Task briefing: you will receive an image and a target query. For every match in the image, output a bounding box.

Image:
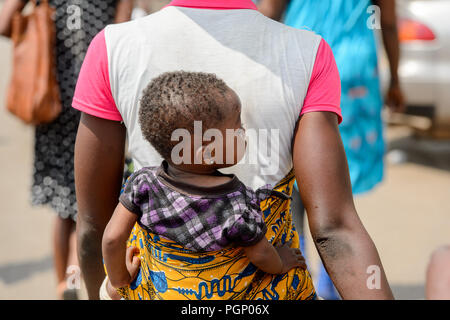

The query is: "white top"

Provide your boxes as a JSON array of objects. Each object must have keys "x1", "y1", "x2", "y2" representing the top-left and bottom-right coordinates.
[{"x1": 73, "y1": 6, "x2": 342, "y2": 190}]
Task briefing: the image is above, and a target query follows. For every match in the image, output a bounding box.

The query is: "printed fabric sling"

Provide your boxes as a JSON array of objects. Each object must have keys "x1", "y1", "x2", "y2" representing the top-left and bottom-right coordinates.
[{"x1": 113, "y1": 171, "x2": 317, "y2": 300}]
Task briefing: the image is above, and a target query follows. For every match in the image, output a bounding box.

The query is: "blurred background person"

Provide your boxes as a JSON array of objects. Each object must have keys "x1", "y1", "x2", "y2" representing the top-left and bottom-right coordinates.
[
  {"x1": 0, "y1": 0, "x2": 133, "y2": 299},
  {"x1": 131, "y1": 0, "x2": 169, "y2": 17},
  {"x1": 132, "y1": 0, "x2": 150, "y2": 19},
  {"x1": 259, "y1": 0, "x2": 405, "y2": 299}
]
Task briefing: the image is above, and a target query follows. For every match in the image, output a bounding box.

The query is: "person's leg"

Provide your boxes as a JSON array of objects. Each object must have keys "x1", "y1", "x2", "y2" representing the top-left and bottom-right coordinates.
[
  {"x1": 63, "y1": 225, "x2": 81, "y2": 299},
  {"x1": 53, "y1": 216, "x2": 76, "y2": 299},
  {"x1": 67, "y1": 228, "x2": 78, "y2": 270},
  {"x1": 426, "y1": 246, "x2": 450, "y2": 300}
]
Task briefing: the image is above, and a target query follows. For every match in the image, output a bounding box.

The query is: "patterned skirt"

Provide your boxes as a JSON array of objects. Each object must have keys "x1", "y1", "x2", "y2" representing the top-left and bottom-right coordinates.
[
  {"x1": 115, "y1": 171, "x2": 317, "y2": 300},
  {"x1": 31, "y1": 0, "x2": 118, "y2": 220}
]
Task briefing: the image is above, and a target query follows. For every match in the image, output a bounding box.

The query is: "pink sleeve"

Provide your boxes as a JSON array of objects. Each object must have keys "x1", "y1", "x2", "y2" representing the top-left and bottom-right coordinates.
[
  {"x1": 301, "y1": 38, "x2": 342, "y2": 124},
  {"x1": 72, "y1": 29, "x2": 123, "y2": 121}
]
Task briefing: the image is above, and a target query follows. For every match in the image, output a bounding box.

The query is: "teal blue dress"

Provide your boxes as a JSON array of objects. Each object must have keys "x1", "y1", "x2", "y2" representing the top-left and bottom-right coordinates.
[{"x1": 285, "y1": 0, "x2": 384, "y2": 194}]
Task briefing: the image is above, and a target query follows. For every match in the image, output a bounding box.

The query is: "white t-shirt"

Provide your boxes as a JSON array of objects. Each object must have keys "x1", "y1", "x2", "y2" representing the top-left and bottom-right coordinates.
[{"x1": 72, "y1": 1, "x2": 342, "y2": 190}]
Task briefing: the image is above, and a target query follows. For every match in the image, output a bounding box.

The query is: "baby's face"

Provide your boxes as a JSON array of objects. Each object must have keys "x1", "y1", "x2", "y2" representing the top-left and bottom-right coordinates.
[
  {"x1": 200, "y1": 89, "x2": 247, "y2": 168},
  {"x1": 167, "y1": 88, "x2": 246, "y2": 172}
]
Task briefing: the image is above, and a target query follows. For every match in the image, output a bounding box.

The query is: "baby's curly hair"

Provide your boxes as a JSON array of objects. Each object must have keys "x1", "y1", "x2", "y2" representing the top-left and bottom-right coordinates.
[{"x1": 139, "y1": 71, "x2": 232, "y2": 160}]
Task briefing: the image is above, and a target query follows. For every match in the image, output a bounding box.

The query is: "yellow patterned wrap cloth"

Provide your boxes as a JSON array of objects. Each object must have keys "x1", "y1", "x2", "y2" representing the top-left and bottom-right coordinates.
[{"x1": 116, "y1": 170, "x2": 316, "y2": 300}]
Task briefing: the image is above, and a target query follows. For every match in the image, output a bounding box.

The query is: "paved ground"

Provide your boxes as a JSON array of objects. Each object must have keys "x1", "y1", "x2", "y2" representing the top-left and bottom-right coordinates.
[{"x1": 0, "y1": 12, "x2": 449, "y2": 299}]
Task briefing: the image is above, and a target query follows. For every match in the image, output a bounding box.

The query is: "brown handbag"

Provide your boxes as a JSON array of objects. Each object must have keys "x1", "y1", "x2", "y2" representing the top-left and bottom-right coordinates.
[{"x1": 6, "y1": 0, "x2": 61, "y2": 125}]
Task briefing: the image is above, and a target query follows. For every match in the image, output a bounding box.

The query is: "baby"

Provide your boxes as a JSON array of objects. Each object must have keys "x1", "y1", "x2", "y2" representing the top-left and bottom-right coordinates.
[{"x1": 102, "y1": 71, "x2": 305, "y2": 298}]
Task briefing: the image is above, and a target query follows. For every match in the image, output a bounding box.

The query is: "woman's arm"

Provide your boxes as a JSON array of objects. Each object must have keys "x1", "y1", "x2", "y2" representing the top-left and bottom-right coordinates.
[
  {"x1": 374, "y1": 0, "x2": 405, "y2": 112},
  {"x1": 75, "y1": 113, "x2": 126, "y2": 299},
  {"x1": 102, "y1": 202, "x2": 139, "y2": 288},
  {"x1": 243, "y1": 238, "x2": 305, "y2": 274},
  {"x1": 258, "y1": 0, "x2": 288, "y2": 21},
  {"x1": 293, "y1": 112, "x2": 394, "y2": 299},
  {"x1": 114, "y1": 0, "x2": 134, "y2": 23},
  {"x1": 0, "y1": 0, "x2": 26, "y2": 37}
]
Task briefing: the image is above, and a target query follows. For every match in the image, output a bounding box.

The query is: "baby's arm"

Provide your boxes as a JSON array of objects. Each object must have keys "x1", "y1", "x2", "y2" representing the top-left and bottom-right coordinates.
[
  {"x1": 102, "y1": 202, "x2": 139, "y2": 288},
  {"x1": 243, "y1": 238, "x2": 305, "y2": 274}
]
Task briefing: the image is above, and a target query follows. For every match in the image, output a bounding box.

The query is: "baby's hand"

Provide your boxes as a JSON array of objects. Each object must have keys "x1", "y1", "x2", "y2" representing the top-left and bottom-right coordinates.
[
  {"x1": 125, "y1": 246, "x2": 141, "y2": 282},
  {"x1": 275, "y1": 241, "x2": 306, "y2": 274}
]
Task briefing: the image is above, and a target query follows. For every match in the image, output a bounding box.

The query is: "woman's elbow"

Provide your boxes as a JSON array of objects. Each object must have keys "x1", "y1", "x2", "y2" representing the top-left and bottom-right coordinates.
[
  {"x1": 309, "y1": 206, "x2": 362, "y2": 239},
  {"x1": 310, "y1": 213, "x2": 347, "y2": 237}
]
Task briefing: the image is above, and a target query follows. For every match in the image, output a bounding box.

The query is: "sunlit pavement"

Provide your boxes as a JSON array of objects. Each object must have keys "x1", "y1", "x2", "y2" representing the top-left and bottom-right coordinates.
[{"x1": 1, "y1": 17, "x2": 449, "y2": 300}]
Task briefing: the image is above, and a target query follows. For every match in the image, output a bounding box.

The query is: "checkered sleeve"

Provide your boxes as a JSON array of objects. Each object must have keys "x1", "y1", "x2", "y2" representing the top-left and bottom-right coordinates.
[
  {"x1": 119, "y1": 169, "x2": 149, "y2": 216},
  {"x1": 224, "y1": 207, "x2": 267, "y2": 247}
]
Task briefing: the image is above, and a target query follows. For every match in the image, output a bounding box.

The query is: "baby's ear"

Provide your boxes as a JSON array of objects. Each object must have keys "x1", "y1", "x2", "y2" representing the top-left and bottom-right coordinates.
[
  {"x1": 203, "y1": 143, "x2": 216, "y2": 165},
  {"x1": 194, "y1": 145, "x2": 204, "y2": 165},
  {"x1": 194, "y1": 145, "x2": 211, "y2": 165},
  {"x1": 195, "y1": 143, "x2": 217, "y2": 165},
  {"x1": 200, "y1": 143, "x2": 217, "y2": 165}
]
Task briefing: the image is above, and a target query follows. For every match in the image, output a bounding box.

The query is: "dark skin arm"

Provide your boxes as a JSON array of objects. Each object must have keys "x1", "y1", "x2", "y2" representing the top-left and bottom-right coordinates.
[
  {"x1": 74, "y1": 0, "x2": 133, "y2": 299},
  {"x1": 374, "y1": 0, "x2": 405, "y2": 112},
  {"x1": 74, "y1": 113, "x2": 126, "y2": 299},
  {"x1": 293, "y1": 112, "x2": 393, "y2": 299},
  {"x1": 0, "y1": 0, "x2": 26, "y2": 37},
  {"x1": 102, "y1": 203, "x2": 140, "y2": 288}
]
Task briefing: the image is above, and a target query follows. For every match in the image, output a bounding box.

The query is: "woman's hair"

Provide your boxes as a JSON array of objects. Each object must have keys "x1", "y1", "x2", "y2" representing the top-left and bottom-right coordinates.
[{"x1": 139, "y1": 71, "x2": 231, "y2": 160}]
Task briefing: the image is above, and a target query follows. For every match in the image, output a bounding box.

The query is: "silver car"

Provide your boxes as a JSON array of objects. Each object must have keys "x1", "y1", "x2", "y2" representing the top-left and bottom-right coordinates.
[{"x1": 395, "y1": 0, "x2": 450, "y2": 129}]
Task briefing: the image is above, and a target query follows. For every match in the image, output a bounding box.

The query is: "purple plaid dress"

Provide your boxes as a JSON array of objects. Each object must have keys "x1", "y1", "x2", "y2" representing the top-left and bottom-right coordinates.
[{"x1": 119, "y1": 161, "x2": 284, "y2": 253}]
